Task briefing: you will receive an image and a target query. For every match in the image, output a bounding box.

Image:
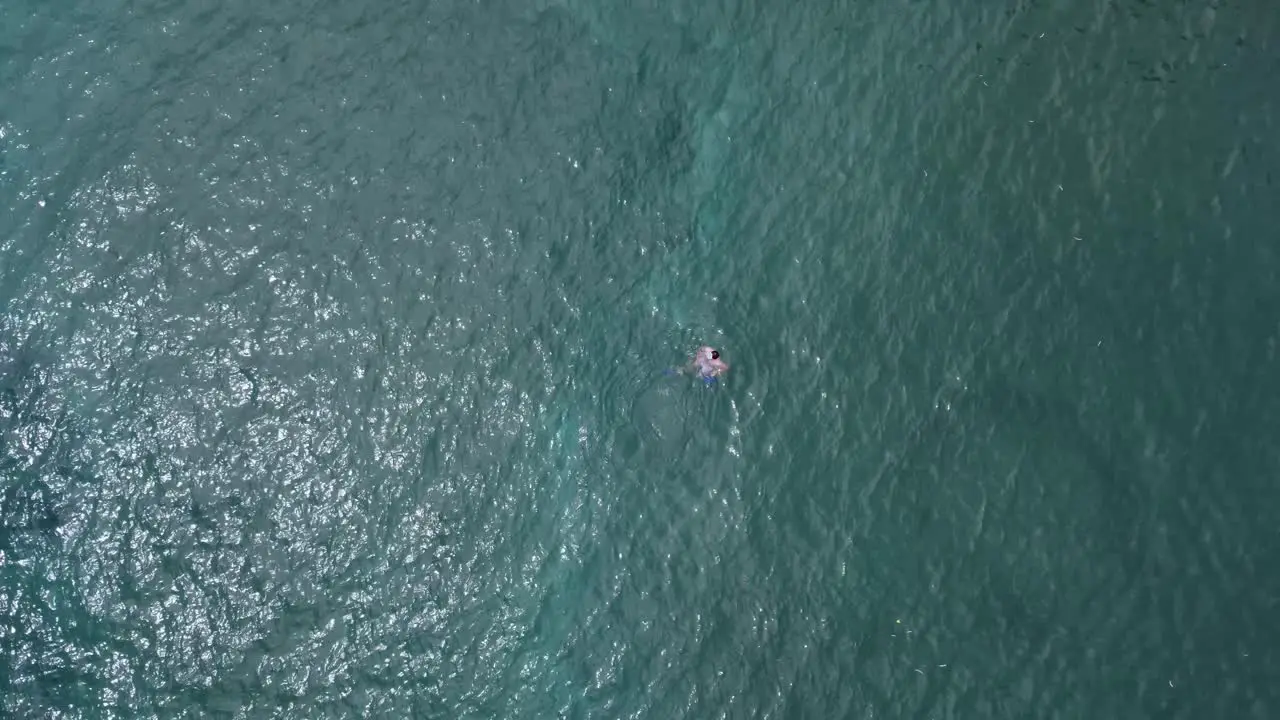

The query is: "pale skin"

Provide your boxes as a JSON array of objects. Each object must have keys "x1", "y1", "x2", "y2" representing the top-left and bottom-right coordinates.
[{"x1": 680, "y1": 345, "x2": 729, "y2": 378}]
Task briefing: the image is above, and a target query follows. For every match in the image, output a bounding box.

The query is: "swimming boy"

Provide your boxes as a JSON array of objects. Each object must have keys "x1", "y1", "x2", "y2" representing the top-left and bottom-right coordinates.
[
  {"x1": 687, "y1": 346, "x2": 729, "y2": 379},
  {"x1": 662, "y1": 346, "x2": 729, "y2": 383}
]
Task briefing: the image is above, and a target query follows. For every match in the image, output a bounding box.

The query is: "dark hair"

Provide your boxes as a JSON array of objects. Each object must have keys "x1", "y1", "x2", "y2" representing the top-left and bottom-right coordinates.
[{"x1": 711, "y1": 350, "x2": 720, "y2": 360}]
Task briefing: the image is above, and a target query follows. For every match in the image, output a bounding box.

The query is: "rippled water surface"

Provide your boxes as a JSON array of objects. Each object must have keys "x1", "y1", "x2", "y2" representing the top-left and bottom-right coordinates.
[{"x1": 2, "y1": 0, "x2": 1278, "y2": 717}]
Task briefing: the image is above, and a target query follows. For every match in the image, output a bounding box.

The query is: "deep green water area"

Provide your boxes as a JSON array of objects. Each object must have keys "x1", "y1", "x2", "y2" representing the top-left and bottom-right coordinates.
[{"x1": 2, "y1": 0, "x2": 1278, "y2": 717}]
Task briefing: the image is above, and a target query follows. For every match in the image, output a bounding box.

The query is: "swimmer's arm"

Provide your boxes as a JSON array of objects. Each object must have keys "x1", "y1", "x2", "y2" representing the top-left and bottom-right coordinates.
[{"x1": 667, "y1": 362, "x2": 692, "y2": 376}]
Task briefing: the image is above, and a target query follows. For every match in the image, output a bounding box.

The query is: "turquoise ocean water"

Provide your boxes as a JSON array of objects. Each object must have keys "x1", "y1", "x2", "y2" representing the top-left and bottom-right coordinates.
[{"x1": 3, "y1": 0, "x2": 1279, "y2": 717}]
